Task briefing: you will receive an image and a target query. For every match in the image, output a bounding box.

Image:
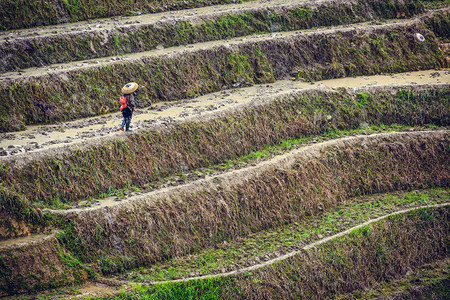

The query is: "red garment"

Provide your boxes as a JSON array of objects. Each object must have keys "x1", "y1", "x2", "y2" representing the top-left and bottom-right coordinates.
[{"x1": 119, "y1": 96, "x2": 127, "y2": 111}]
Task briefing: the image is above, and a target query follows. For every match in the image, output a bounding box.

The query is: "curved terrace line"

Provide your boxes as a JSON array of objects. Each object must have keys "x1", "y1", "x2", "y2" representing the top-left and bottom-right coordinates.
[
  {"x1": 0, "y1": 17, "x2": 419, "y2": 82},
  {"x1": 43, "y1": 130, "x2": 448, "y2": 215},
  {"x1": 0, "y1": 0, "x2": 336, "y2": 42},
  {"x1": 0, "y1": 0, "x2": 431, "y2": 74},
  {"x1": 95, "y1": 203, "x2": 450, "y2": 287},
  {"x1": 1, "y1": 77, "x2": 448, "y2": 166}
]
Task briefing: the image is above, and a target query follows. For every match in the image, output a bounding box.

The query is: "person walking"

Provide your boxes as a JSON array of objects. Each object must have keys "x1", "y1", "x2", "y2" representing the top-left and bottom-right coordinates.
[{"x1": 120, "y1": 82, "x2": 138, "y2": 131}]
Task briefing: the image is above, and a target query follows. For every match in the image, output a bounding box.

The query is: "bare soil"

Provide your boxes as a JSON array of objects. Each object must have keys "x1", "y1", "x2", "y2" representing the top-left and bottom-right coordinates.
[{"x1": 0, "y1": 232, "x2": 55, "y2": 249}]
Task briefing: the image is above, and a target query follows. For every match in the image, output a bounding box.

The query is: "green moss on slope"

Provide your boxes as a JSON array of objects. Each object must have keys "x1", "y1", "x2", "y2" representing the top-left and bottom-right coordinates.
[
  {"x1": 0, "y1": 22, "x2": 445, "y2": 132},
  {"x1": 0, "y1": 0, "x2": 426, "y2": 72},
  {"x1": 99, "y1": 206, "x2": 449, "y2": 299},
  {"x1": 0, "y1": 0, "x2": 250, "y2": 31}
]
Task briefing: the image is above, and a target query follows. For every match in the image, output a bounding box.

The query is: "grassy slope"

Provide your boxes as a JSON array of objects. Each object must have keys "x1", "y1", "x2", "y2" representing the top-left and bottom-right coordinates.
[
  {"x1": 1, "y1": 21, "x2": 445, "y2": 132},
  {"x1": 0, "y1": 238, "x2": 90, "y2": 296},
  {"x1": 0, "y1": 0, "x2": 425, "y2": 72},
  {"x1": 5, "y1": 189, "x2": 447, "y2": 298},
  {"x1": 0, "y1": 0, "x2": 250, "y2": 31},
  {"x1": 0, "y1": 87, "x2": 448, "y2": 226},
  {"x1": 422, "y1": 8, "x2": 450, "y2": 40},
  {"x1": 422, "y1": 0, "x2": 450, "y2": 10},
  {"x1": 55, "y1": 131, "x2": 448, "y2": 272},
  {"x1": 335, "y1": 258, "x2": 449, "y2": 299},
  {"x1": 98, "y1": 205, "x2": 449, "y2": 299},
  {"x1": 116, "y1": 189, "x2": 449, "y2": 282}
]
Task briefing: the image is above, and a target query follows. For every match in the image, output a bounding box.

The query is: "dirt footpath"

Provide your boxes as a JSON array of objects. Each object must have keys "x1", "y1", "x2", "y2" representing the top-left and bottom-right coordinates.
[
  {"x1": 0, "y1": 0, "x2": 315, "y2": 42},
  {"x1": 1, "y1": 69, "x2": 448, "y2": 159}
]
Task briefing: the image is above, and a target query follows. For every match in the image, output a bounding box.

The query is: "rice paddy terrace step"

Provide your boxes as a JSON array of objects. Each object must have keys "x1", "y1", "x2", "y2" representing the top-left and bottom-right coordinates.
[
  {"x1": 0, "y1": 0, "x2": 448, "y2": 297},
  {"x1": 44, "y1": 130, "x2": 449, "y2": 271},
  {"x1": 1, "y1": 131, "x2": 448, "y2": 296},
  {"x1": 122, "y1": 203, "x2": 450, "y2": 285},
  {"x1": 16, "y1": 198, "x2": 450, "y2": 298},
  {"x1": 107, "y1": 190, "x2": 449, "y2": 284},
  {"x1": 99, "y1": 204, "x2": 449, "y2": 299},
  {"x1": 0, "y1": 69, "x2": 450, "y2": 169},
  {"x1": 0, "y1": 0, "x2": 427, "y2": 72},
  {"x1": 0, "y1": 80, "x2": 447, "y2": 216},
  {"x1": 0, "y1": 17, "x2": 446, "y2": 132},
  {"x1": 0, "y1": 70, "x2": 448, "y2": 161},
  {"x1": 0, "y1": 77, "x2": 448, "y2": 241},
  {"x1": 0, "y1": 0, "x2": 252, "y2": 31},
  {"x1": 0, "y1": 232, "x2": 88, "y2": 297}
]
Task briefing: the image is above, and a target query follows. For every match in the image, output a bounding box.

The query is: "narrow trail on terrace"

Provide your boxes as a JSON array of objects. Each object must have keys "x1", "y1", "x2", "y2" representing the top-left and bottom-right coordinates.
[
  {"x1": 92, "y1": 203, "x2": 449, "y2": 289},
  {"x1": 0, "y1": 232, "x2": 56, "y2": 249},
  {"x1": 1, "y1": 69, "x2": 448, "y2": 161},
  {"x1": 42, "y1": 130, "x2": 448, "y2": 214},
  {"x1": 4, "y1": 0, "x2": 442, "y2": 73},
  {"x1": 0, "y1": 17, "x2": 419, "y2": 82},
  {"x1": 2, "y1": 1, "x2": 448, "y2": 44},
  {"x1": 0, "y1": 0, "x2": 306, "y2": 42}
]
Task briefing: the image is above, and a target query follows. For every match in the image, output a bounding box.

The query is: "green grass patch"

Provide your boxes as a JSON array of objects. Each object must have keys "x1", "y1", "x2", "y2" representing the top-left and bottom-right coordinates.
[
  {"x1": 92, "y1": 205, "x2": 449, "y2": 299},
  {"x1": 125, "y1": 277, "x2": 236, "y2": 300},
  {"x1": 112, "y1": 188, "x2": 449, "y2": 283}
]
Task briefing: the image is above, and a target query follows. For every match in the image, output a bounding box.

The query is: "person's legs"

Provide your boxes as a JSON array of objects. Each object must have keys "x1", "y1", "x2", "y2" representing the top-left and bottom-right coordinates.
[
  {"x1": 125, "y1": 116, "x2": 132, "y2": 131},
  {"x1": 120, "y1": 118, "x2": 126, "y2": 131}
]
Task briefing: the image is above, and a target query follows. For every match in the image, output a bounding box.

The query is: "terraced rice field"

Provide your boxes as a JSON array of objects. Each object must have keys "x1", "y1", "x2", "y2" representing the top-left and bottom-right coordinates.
[{"x1": 0, "y1": 0, "x2": 449, "y2": 298}]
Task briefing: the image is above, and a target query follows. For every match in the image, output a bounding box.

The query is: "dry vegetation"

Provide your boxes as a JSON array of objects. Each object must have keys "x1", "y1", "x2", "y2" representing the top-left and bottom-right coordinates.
[
  {"x1": 423, "y1": 8, "x2": 450, "y2": 40},
  {"x1": 1, "y1": 86, "x2": 448, "y2": 234},
  {"x1": 1, "y1": 20, "x2": 445, "y2": 132},
  {"x1": 57, "y1": 131, "x2": 449, "y2": 272},
  {"x1": 0, "y1": 0, "x2": 250, "y2": 31},
  {"x1": 234, "y1": 207, "x2": 449, "y2": 299},
  {"x1": 0, "y1": 0, "x2": 425, "y2": 72},
  {"x1": 100, "y1": 206, "x2": 449, "y2": 299},
  {"x1": 1, "y1": 0, "x2": 449, "y2": 297},
  {"x1": 114, "y1": 189, "x2": 449, "y2": 283}
]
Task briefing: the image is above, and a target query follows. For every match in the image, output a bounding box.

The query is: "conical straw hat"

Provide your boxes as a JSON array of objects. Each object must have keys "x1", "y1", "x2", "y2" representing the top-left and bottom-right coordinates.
[{"x1": 122, "y1": 82, "x2": 139, "y2": 94}]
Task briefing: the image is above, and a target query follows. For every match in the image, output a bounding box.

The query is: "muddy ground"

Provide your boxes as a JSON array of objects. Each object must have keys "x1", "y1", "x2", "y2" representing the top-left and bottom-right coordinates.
[{"x1": 1, "y1": 69, "x2": 448, "y2": 159}]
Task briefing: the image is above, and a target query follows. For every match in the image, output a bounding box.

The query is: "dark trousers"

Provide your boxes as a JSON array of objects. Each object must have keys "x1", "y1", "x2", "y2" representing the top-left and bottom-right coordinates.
[
  {"x1": 121, "y1": 116, "x2": 132, "y2": 130},
  {"x1": 121, "y1": 107, "x2": 133, "y2": 130}
]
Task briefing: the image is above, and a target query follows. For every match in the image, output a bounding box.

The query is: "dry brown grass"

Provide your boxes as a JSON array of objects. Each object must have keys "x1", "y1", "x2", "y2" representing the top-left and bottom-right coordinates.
[
  {"x1": 229, "y1": 206, "x2": 449, "y2": 299},
  {"x1": 57, "y1": 131, "x2": 449, "y2": 272},
  {"x1": 101, "y1": 206, "x2": 449, "y2": 299},
  {"x1": 3, "y1": 87, "x2": 448, "y2": 203},
  {"x1": 0, "y1": 86, "x2": 448, "y2": 238},
  {"x1": 0, "y1": 0, "x2": 248, "y2": 31},
  {"x1": 1, "y1": 20, "x2": 445, "y2": 131},
  {"x1": 0, "y1": 0, "x2": 426, "y2": 72}
]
